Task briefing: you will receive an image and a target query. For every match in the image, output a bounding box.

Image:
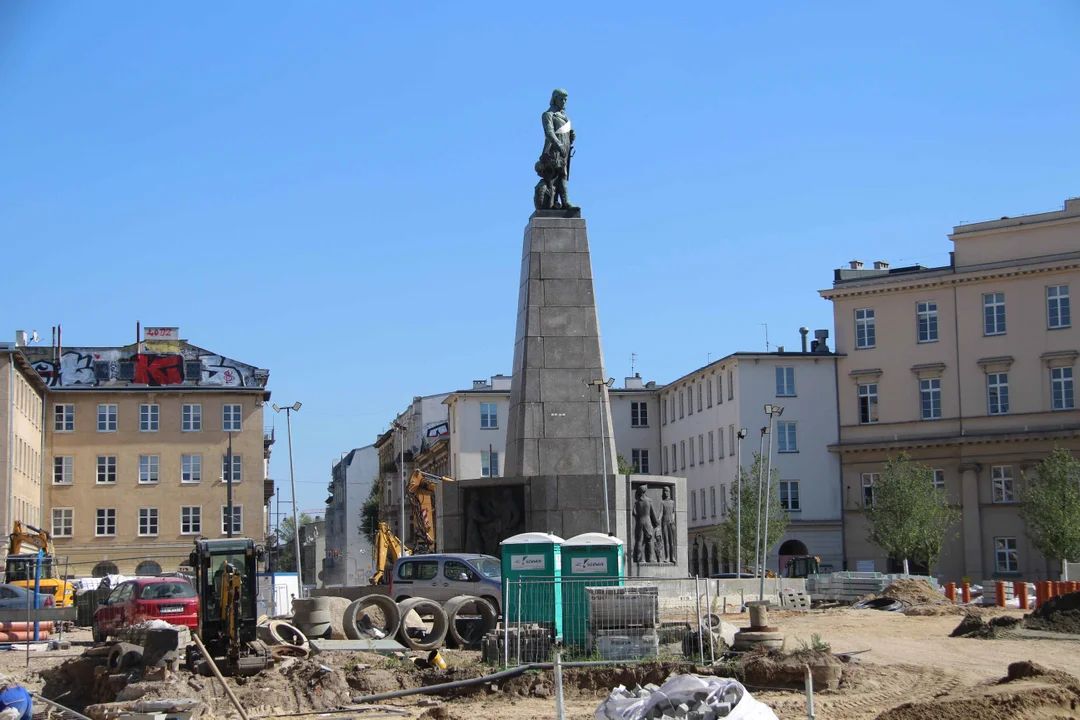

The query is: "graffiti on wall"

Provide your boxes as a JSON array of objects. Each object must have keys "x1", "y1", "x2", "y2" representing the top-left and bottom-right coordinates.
[{"x1": 24, "y1": 343, "x2": 265, "y2": 388}]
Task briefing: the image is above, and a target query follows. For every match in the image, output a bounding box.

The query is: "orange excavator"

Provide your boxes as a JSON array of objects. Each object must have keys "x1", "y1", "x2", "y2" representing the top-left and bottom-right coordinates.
[
  {"x1": 370, "y1": 470, "x2": 456, "y2": 584},
  {"x1": 5, "y1": 522, "x2": 75, "y2": 607}
]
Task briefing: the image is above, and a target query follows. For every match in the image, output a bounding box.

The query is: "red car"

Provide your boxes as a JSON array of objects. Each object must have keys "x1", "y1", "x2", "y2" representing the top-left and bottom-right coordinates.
[{"x1": 92, "y1": 577, "x2": 199, "y2": 642}]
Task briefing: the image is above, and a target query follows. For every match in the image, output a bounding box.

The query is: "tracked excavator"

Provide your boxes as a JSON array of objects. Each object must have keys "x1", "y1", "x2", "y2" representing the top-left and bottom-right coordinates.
[
  {"x1": 370, "y1": 470, "x2": 455, "y2": 584},
  {"x1": 5, "y1": 522, "x2": 74, "y2": 607}
]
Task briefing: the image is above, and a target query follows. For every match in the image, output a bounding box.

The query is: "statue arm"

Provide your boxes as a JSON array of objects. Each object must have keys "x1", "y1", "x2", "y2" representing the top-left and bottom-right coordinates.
[{"x1": 542, "y1": 111, "x2": 564, "y2": 151}]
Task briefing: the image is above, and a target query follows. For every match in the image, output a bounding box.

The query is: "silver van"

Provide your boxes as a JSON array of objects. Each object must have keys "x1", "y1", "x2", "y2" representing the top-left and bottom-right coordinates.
[{"x1": 389, "y1": 553, "x2": 502, "y2": 614}]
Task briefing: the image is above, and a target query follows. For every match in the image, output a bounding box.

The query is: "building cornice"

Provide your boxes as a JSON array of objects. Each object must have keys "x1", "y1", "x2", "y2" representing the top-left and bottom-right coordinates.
[{"x1": 828, "y1": 425, "x2": 1080, "y2": 454}]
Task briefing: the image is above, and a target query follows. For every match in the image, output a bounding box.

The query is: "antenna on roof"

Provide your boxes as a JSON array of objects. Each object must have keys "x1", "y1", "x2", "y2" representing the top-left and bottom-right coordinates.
[
  {"x1": 761, "y1": 323, "x2": 770, "y2": 352},
  {"x1": 630, "y1": 352, "x2": 637, "y2": 376}
]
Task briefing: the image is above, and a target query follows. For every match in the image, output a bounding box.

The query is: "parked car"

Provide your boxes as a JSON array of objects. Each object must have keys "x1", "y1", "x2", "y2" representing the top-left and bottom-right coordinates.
[
  {"x1": 92, "y1": 577, "x2": 198, "y2": 642},
  {"x1": 389, "y1": 554, "x2": 502, "y2": 614},
  {"x1": 0, "y1": 583, "x2": 55, "y2": 609}
]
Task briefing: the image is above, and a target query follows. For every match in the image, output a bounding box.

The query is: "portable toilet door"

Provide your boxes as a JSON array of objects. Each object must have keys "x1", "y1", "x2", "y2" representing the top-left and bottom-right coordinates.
[
  {"x1": 500, "y1": 532, "x2": 564, "y2": 642},
  {"x1": 561, "y1": 532, "x2": 625, "y2": 648}
]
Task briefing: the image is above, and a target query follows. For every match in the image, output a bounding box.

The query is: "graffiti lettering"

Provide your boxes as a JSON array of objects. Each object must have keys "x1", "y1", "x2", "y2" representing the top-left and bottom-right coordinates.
[{"x1": 134, "y1": 354, "x2": 185, "y2": 386}]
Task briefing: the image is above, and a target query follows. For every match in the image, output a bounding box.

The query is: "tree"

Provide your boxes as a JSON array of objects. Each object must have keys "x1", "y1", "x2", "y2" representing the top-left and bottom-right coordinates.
[
  {"x1": 864, "y1": 455, "x2": 959, "y2": 574},
  {"x1": 275, "y1": 512, "x2": 314, "y2": 572},
  {"x1": 1020, "y1": 448, "x2": 1080, "y2": 572},
  {"x1": 616, "y1": 454, "x2": 634, "y2": 474},
  {"x1": 715, "y1": 452, "x2": 789, "y2": 571},
  {"x1": 360, "y1": 476, "x2": 382, "y2": 545}
]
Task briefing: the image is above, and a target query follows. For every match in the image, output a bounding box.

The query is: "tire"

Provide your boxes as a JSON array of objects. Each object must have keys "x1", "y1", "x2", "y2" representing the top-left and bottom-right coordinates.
[
  {"x1": 443, "y1": 595, "x2": 497, "y2": 650},
  {"x1": 344, "y1": 595, "x2": 401, "y2": 641},
  {"x1": 396, "y1": 597, "x2": 448, "y2": 651},
  {"x1": 852, "y1": 597, "x2": 904, "y2": 612},
  {"x1": 92, "y1": 621, "x2": 106, "y2": 644}
]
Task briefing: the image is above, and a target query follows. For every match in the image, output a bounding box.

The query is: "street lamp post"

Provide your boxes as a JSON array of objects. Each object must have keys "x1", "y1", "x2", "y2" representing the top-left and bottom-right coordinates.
[
  {"x1": 225, "y1": 431, "x2": 234, "y2": 538},
  {"x1": 736, "y1": 428, "x2": 747, "y2": 579},
  {"x1": 753, "y1": 425, "x2": 768, "y2": 580},
  {"x1": 392, "y1": 421, "x2": 407, "y2": 552},
  {"x1": 759, "y1": 404, "x2": 784, "y2": 603},
  {"x1": 273, "y1": 402, "x2": 303, "y2": 597},
  {"x1": 584, "y1": 378, "x2": 615, "y2": 535}
]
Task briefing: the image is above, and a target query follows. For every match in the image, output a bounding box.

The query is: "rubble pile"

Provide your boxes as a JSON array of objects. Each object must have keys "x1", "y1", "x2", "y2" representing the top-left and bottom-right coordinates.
[{"x1": 595, "y1": 674, "x2": 778, "y2": 720}]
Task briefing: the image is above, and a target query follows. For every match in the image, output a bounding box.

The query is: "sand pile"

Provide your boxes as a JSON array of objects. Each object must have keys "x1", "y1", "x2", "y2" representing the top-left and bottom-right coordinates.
[
  {"x1": 949, "y1": 613, "x2": 1021, "y2": 639},
  {"x1": 1024, "y1": 591, "x2": 1080, "y2": 634},
  {"x1": 881, "y1": 579, "x2": 947, "y2": 604}
]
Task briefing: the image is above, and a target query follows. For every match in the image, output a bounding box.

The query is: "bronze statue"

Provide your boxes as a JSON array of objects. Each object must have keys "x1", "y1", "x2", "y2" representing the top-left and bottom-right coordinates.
[
  {"x1": 534, "y1": 88, "x2": 577, "y2": 211},
  {"x1": 660, "y1": 487, "x2": 677, "y2": 563},
  {"x1": 632, "y1": 486, "x2": 660, "y2": 563}
]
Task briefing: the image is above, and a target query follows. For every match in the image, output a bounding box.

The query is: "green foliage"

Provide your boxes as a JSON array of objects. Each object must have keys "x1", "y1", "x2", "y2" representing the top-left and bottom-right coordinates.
[
  {"x1": 715, "y1": 452, "x2": 789, "y2": 568},
  {"x1": 864, "y1": 455, "x2": 960, "y2": 571},
  {"x1": 275, "y1": 512, "x2": 314, "y2": 572},
  {"x1": 1020, "y1": 448, "x2": 1080, "y2": 564},
  {"x1": 616, "y1": 453, "x2": 634, "y2": 474},
  {"x1": 360, "y1": 476, "x2": 382, "y2": 546}
]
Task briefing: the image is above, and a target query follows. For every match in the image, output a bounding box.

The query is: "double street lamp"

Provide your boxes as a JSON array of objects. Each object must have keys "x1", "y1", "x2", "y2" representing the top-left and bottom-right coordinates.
[
  {"x1": 272, "y1": 402, "x2": 302, "y2": 596},
  {"x1": 757, "y1": 404, "x2": 784, "y2": 602},
  {"x1": 584, "y1": 378, "x2": 615, "y2": 535}
]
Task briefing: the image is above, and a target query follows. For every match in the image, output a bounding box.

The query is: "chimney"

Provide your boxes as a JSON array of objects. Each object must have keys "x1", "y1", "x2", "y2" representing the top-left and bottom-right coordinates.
[
  {"x1": 776, "y1": 345, "x2": 785, "y2": 353},
  {"x1": 645, "y1": 381, "x2": 656, "y2": 389},
  {"x1": 490, "y1": 374, "x2": 511, "y2": 391},
  {"x1": 472, "y1": 380, "x2": 489, "y2": 390},
  {"x1": 624, "y1": 373, "x2": 644, "y2": 390},
  {"x1": 813, "y1": 329, "x2": 830, "y2": 353},
  {"x1": 799, "y1": 327, "x2": 809, "y2": 352},
  {"x1": 14, "y1": 331, "x2": 27, "y2": 348},
  {"x1": 873, "y1": 260, "x2": 890, "y2": 270},
  {"x1": 849, "y1": 260, "x2": 864, "y2": 270}
]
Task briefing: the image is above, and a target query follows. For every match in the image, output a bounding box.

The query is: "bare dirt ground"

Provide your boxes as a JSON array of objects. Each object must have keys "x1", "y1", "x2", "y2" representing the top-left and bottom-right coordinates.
[{"x1": 20, "y1": 611, "x2": 1080, "y2": 720}]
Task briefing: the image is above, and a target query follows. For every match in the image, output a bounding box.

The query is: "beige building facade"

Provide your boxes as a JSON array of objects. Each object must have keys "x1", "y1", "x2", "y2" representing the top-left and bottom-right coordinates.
[
  {"x1": 0, "y1": 343, "x2": 48, "y2": 538},
  {"x1": 822, "y1": 197, "x2": 1080, "y2": 583},
  {"x1": 23, "y1": 336, "x2": 272, "y2": 577}
]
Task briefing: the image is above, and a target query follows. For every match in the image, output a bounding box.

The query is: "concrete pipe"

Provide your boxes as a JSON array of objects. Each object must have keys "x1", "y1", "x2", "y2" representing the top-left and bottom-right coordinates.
[
  {"x1": 344, "y1": 596, "x2": 401, "y2": 641},
  {"x1": 442, "y1": 595, "x2": 497, "y2": 650},
  {"x1": 107, "y1": 642, "x2": 144, "y2": 671},
  {"x1": 292, "y1": 597, "x2": 332, "y2": 640},
  {"x1": 396, "y1": 598, "x2": 448, "y2": 651},
  {"x1": 256, "y1": 620, "x2": 308, "y2": 648}
]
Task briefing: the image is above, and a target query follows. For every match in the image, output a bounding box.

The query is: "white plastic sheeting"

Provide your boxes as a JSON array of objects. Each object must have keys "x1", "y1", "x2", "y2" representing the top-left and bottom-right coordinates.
[{"x1": 595, "y1": 674, "x2": 778, "y2": 720}]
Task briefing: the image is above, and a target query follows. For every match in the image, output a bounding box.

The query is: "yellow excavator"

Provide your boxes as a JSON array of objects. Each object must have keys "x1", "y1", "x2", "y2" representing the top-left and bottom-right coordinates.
[
  {"x1": 5, "y1": 522, "x2": 74, "y2": 608},
  {"x1": 370, "y1": 470, "x2": 455, "y2": 584}
]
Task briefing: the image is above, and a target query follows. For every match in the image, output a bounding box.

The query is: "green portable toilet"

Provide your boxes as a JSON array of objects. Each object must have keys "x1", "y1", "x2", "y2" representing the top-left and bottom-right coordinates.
[
  {"x1": 561, "y1": 532, "x2": 625, "y2": 648},
  {"x1": 500, "y1": 532, "x2": 564, "y2": 641}
]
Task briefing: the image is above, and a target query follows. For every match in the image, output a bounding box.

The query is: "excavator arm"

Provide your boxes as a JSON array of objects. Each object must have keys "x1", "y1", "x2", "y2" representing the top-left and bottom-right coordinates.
[
  {"x1": 404, "y1": 470, "x2": 455, "y2": 555},
  {"x1": 8, "y1": 521, "x2": 53, "y2": 556},
  {"x1": 370, "y1": 522, "x2": 404, "y2": 585}
]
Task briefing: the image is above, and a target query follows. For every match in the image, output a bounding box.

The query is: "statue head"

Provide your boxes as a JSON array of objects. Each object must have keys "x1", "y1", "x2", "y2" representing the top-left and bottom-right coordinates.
[
  {"x1": 662, "y1": 487, "x2": 670, "y2": 499},
  {"x1": 549, "y1": 88, "x2": 568, "y2": 111},
  {"x1": 636, "y1": 486, "x2": 646, "y2": 499}
]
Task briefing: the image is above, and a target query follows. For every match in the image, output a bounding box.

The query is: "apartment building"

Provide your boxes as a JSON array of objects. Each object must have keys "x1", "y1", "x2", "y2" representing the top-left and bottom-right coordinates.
[
  {"x1": 23, "y1": 332, "x2": 273, "y2": 577},
  {"x1": 0, "y1": 339, "x2": 48, "y2": 539},
  {"x1": 821, "y1": 197, "x2": 1080, "y2": 582},
  {"x1": 325, "y1": 445, "x2": 377, "y2": 585},
  {"x1": 657, "y1": 345, "x2": 842, "y2": 577}
]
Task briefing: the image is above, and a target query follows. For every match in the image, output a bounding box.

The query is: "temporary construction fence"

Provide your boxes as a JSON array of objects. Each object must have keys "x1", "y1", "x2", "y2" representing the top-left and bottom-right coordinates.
[{"x1": 482, "y1": 577, "x2": 735, "y2": 668}]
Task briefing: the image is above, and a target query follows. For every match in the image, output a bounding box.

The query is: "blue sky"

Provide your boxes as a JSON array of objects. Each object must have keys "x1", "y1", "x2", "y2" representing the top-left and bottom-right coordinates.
[{"x1": 2, "y1": 2, "x2": 1078, "y2": 515}]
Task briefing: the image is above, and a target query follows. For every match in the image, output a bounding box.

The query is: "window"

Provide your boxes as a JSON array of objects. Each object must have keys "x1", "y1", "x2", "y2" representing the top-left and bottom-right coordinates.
[
  {"x1": 1052, "y1": 367, "x2": 1074, "y2": 410},
  {"x1": 398, "y1": 560, "x2": 438, "y2": 580},
  {"x1": 680, "y1": 441, "x2": 686, "y2": 470},
  {"x1": 631, "y1": 449, "x2": 650, "y2": 474},
  {"x1": 992, "y1": 465, "x2": 1015, "y2": 503},
  {"x1": 480, "y1": 403, "x2": 498, "y2": 429},
  {"x1": 983, "y1": 292, "x2": 1006, "y2": 335},
  {"x1": 718, "y1": 375, "x2": 723, "y2": 404},
  {"x1": 138, "y1": 455, "x2": 159, "y2": 484},
  {"x1": 777, "y1": 422, "x2": 798, "y2": 452},
  {"x1": 861, "y1": 473, "x2": 879, "y2": 507},
  {"x1": 689, "y1": 436, "x2": 695, "y2": 466},
  {"x1": 690, "y1": 491, "x2": 697, "y2": 520},
  {"x1": 721, "y1": 484, "x2": 728, "y2": 515},
  {"x1": 1048, "y1": 285, "x2": 1071, "y2": 329},
  {"x1": 671, "y1": 444, "x2": 677, "y2": 472},
  {"x1": 697, "y1": 383, "x2": 703, "y2": 412},
  {"x1": 917, "y1": 301, "x2": 938, "y2": 343},
  {"x1": 932, "y1": 469, "x2": 946, "y2": 490},
  {"x1": 631, "y1": 401, "x2": 648, "y2": 427},
  {"x1": 710, "y1": 486, "x2": 716, "y2": 517},
  {"x1": 662, "y1": 446, "x2": 669, "y2": 474},
  {"x1": 700, "y1": 489, "x2": 706, "y2": 520},
  {"x1": 182, "y1": 404, "x2": 202, "y2": 431},
  {"x1": 920, "y1": 378, "x2": 942, "y2": 420},
  {"x1": 728, "y1": 371, "x2": 734, "y2": 400},
  {"x1": 182, "y1": 454, "x2": 202, "y2": 483},
  {"x1": 855, "y1": 308, "x2": 876, "y2": 349},
  {"x1": 53, "y1": 456, "x2": 73, "y2": 485},
  {"x1": 669, "y1": 395, "x2": 675, "y2": 422},
  {"x1": 679, "y1": 392, "x2": 684, "y2": 418},
  {"x1": 708, "y1": 431, "x2": 715, "y2": 461},
  {"x1": 707, "y1": 379, "x2": 713, "y2": 408},
  {"x1": 718, "y1": 428, "x2": 724, "y2": 458},
  {"x1": 97, "y1": 404, "x2": 117, "y2": 432},
  {"x1": 775, "y1": 367, "x2": 795, "y2": 396},
  {"x1": 54, "y1": 404, "x2": 74, "y2": 432},
  {"x1": 222, "y1": 404, "x2": 242, "y2": 432},
  {"x1": 698, "y1": 434, "x2": 704, "y2": 462},
  {"x1": 221, "y1": 506, "x2": 243, "y2": 535},
  {"x1": 444, "y1": 560, "x2": 474, "y2": 582},
  {"x1": 51, "y1": 508, "x2": 73, "y2": 538},
  {"x1": 995, "y1": 537, "x2": 1018, "y2": 573},
  {"x1": 661, "y1": 399, "x2": 668, "y2": 425},
  {"x1": 221, "y1": 455, "x2": 242, "y2": 483},
  {"x1": 858, "y1": 383, "x2": 879, "y2": 424},
  {"x1": 780, "y1": 480, "x2": 801, "y2": 511},
  {"x1": 728, "y1": 425, "x2": 735, "y2": 456},
  {"x1": 139, "y1": 404, "x2": 159, "y2": 432},
  {"x1": 688, "y1": 387, "x2": 694, "y2": 416},
  {"x1": 96, "y1": 456, "x2": 117, "y2": 484},
  {"x1": 481, "y1": 451, "x2": 499, "y2": 477},
  {"x1": 181, "y1": 506, "x2": 202, "y2": 535},
  {"x1": 96, "y1": 508, "x2": 116, "y2": 537},
  {"x1": 138, "y1": 508, "x2": 159, "y2": 537},
  {"x1": 987, "y1": 373, "x2": 1009, "y2": 415}
]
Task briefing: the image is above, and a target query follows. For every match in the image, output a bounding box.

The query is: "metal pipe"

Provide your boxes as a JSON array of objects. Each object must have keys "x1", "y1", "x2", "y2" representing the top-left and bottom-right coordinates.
[
  {"x1": 695, "y1": 575, "x2": 704, "y2": 664},
  {"x1": 32, "y1": 692, "x2": 92, "y2": 720},
  {"x1": 804, "y1": 664, "x2": 815, "y2": 719},
  {"x1": 705, "y1": 578, "x2": 715, "y2": 664},
  {"x1": 753, "y1": 428, "x2": 766, "y2": 580},
  {"x1": 399, "y1": 423, "x2": 405, "y2": 552},
  {"x1": 598, "y1": 385, "x2": 611, "y2": 535},
  {"x1": 736, "y1": 429, "x2": 744, "y2": 579},
  {"x1": 192, "y1": 632, "x2": 252, "y2": 720},
  {"x1": 759, "y1": 413, "x2": 777, "y2": 603},
  {"x1": 554, "y1": 650, "x2": 566, "y2": 720},
  {"x1": 285, "y1": 409, "x2": 303, "y2": 597}
]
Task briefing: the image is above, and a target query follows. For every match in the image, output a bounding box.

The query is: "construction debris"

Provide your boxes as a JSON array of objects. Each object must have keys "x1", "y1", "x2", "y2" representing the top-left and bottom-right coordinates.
[{"x1": 594, "y1": 675, "x2": 778, "y2": 720}]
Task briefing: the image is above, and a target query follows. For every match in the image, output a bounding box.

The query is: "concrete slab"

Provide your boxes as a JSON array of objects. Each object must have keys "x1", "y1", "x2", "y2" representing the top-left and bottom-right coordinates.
[{"x1": 309, "y1": 638, "x2": 407, "y2": 654}]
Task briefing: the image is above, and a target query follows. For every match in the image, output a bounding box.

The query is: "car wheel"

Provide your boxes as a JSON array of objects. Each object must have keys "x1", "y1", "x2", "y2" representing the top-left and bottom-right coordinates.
[{"x1": 92, "y1": 621, "x2": 106, "y2": 644}]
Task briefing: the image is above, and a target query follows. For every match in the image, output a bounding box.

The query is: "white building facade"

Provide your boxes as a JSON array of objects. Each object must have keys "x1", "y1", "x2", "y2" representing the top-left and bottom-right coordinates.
[{"x1": 326, "y1": 444, "x2": 378, "y2": 585}]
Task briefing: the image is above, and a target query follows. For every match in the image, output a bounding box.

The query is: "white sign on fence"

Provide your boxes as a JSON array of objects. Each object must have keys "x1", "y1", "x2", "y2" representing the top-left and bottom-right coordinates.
[
  {"x1": 511, "y1": 554, "x2": 546, "y2": 571},
  {"x1": 571, "y1": 557, "x2": 608, "y2": 574}
]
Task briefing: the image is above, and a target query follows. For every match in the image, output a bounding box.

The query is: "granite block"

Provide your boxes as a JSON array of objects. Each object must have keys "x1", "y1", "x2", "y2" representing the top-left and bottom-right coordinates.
[
  {"x1": 524, "y1": 337, "x2": 544, "y2": 369},
  {"x1": 540, "y1": 368, "x2": 594, "y2": 402},
  {"x1": 543, "y1": 336, "x2": 587, "y2": 369},
  {"x1": 539, "y1": 437, "x2": 598, "y2": 475},
  {"x1": 557, "y1": 474, "x2": 607, "y2": 509},
  {"x1": 542, "y1": 400, "x2": 593, "y2": 438},
  {"x1": 521, "y1": 402, "x2": 545, "y2": 439},
  {"x1": 542, "y1": 278, "x2": 594, "y2": 307},
  {"x1": 540, "y1": 251, "x2": 583, "y2": 279},
  {"x1": 563, "y1": 509, "x2": 606, "y2": 538},
  {"x1": 539, "y1": 306, "x2": 587, "y2": 337},
  {"x1": 528, "y1": 476, "x2": 560, "y2": 510}
]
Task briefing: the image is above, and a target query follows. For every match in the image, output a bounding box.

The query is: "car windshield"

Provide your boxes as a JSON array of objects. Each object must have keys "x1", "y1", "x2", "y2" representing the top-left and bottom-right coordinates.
[
  {"x1": 139, "y1": 582, "x2": 195, "y2": 600},
  {"x1": 474, "y1": 558, "x2": 501, "y2": 578},
  {"x1": 4, "y1": 558, "x2": 58, "y2": 583}
]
